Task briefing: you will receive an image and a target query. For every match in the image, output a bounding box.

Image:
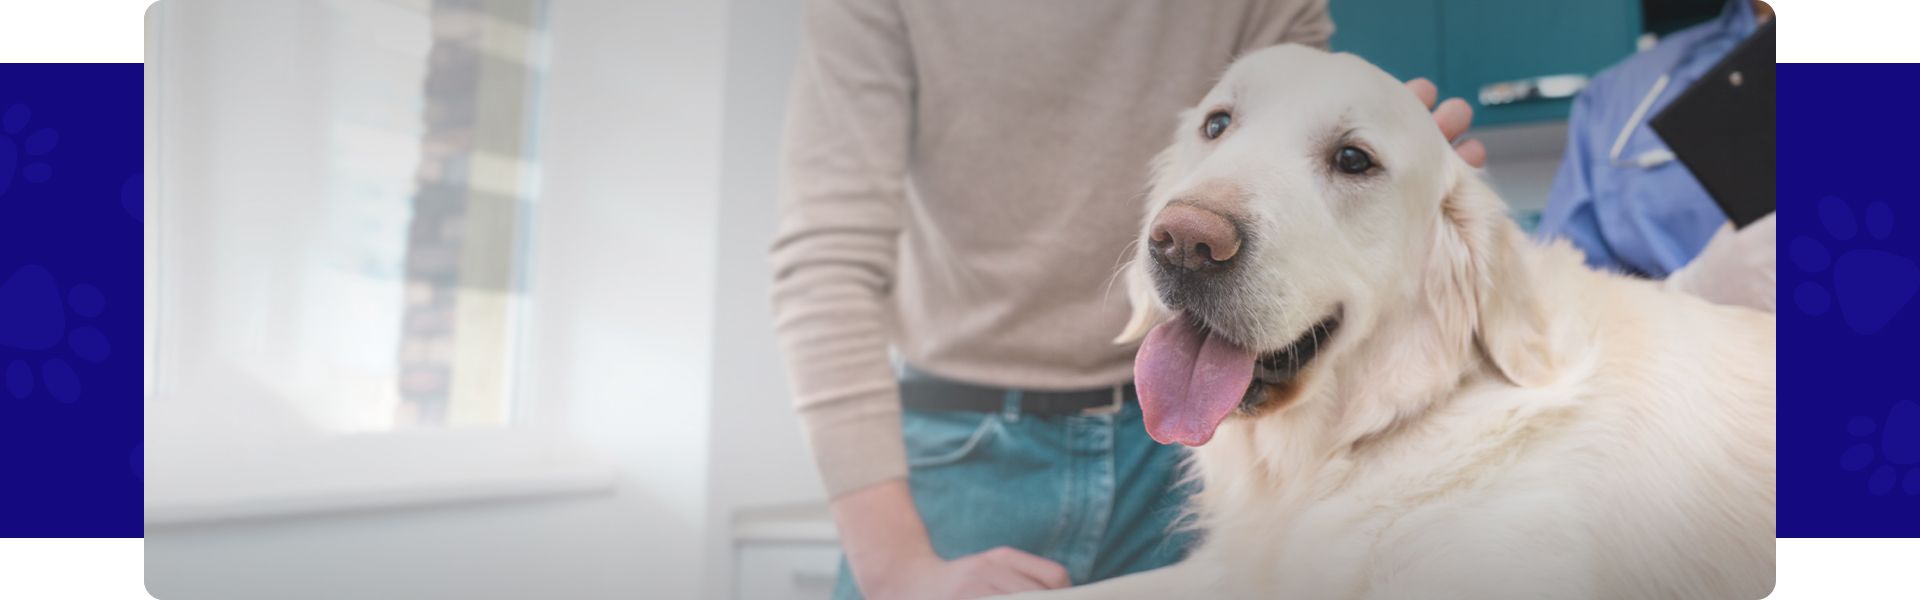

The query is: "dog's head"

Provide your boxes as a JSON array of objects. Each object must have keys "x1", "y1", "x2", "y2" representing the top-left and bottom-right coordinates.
[{"x1": 1121, "y1": 44, "x2": 1550, "y2": 446}]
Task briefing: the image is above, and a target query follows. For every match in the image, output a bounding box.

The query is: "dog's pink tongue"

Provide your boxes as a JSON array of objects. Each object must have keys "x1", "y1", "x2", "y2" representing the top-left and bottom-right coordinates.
[{"x1": 1135, "y1": 315, "x2": 1257, "y2": 446}]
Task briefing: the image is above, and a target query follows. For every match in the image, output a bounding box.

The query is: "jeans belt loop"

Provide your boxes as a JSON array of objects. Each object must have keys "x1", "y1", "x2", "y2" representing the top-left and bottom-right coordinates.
[
  {"x1": 1080, "y1": 385, "x2": 1127, "y2": 416},
  {"x1": 1001, "y1": 389, "x2": 1023, "y2": 422}
]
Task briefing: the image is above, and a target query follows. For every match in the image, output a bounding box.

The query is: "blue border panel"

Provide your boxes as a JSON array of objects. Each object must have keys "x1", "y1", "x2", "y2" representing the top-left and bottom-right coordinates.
[
  {"x1": 1778, "y1": 63, "x2": 1920, "y2": 537},
  {"x1": 0, "y1": 63, "x2": 144, "y2": 537}
]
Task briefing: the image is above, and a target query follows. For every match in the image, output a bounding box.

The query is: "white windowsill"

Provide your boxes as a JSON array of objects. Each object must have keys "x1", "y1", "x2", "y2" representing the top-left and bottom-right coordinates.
[{"x1": 145, "y1": 427, "x2": 619, "y2": 526}]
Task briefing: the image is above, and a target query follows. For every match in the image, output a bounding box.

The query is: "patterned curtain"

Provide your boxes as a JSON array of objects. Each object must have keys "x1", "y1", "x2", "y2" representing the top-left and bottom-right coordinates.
[{"x1": 397, "y1": 0, "x2": 547, "y2": 427}]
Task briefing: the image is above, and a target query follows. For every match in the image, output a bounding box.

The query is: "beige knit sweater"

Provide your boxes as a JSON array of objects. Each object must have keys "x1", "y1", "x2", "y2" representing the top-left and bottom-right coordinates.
[{"x1": 772, "y1": 0, "x2": 1333, "y2": 497}]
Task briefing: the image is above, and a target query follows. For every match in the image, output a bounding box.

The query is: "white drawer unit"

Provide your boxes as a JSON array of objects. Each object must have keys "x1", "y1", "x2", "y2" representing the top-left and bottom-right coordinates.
[
  {"x1": 734, "y1": 541, "x2": 841, "y2": 600},
  {"x1": 733, "y1": 503, "x2": 842, "y2": 600}
]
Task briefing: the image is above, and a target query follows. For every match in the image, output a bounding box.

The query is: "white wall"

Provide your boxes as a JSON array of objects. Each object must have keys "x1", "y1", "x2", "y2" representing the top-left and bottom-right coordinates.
[
  {"x1": 1475, "y1": 120, "x2": 1571, "y2": 216},
  {"x1": 144, "y1": 1, "x2": 731, "y2": 598},
  {"x1": 701, "y1": 1, "x2": 823, "y2": 598}
]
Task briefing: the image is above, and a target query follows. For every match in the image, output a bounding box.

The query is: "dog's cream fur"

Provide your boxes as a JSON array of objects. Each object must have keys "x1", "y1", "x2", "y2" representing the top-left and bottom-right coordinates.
[{"x1": 1018, "y1": 45, "x2": 1774, "y2": 599}]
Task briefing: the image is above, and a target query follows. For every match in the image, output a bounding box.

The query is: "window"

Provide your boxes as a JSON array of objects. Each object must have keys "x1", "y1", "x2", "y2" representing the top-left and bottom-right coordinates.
[
  {"x1": 312, "y1": 0, "x2": 546, "y2": 432},
  {"x1": 147, "y1": 0, "x2": 611, "y2": 524}
]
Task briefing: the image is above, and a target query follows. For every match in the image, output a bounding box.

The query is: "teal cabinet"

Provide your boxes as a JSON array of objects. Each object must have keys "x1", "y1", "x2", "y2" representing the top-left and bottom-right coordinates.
[
  {"x1": 1326, "y1": 0, "x2": 1443, "y2": 85},
  {"x1": 1331, "y1": 0, "x2": 1643, "y2": 127}
]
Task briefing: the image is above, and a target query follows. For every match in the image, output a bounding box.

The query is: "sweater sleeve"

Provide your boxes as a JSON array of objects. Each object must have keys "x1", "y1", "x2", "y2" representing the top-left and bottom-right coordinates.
[{"x1": 770, "y1": 0, "x2": 915, "y2": 498}]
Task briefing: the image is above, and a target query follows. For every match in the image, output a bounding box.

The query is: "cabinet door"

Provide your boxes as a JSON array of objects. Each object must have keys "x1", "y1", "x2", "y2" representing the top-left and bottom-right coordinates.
[
  {"x1": 1438, "y1": 0, "x2": 1641, "y2": 126},
  {"x1": 1329, "y1": 0, "x2": 1444, "y2": 83},
  {"x1": 736, "y1": 542, "x2": 842, "y2": 600}
]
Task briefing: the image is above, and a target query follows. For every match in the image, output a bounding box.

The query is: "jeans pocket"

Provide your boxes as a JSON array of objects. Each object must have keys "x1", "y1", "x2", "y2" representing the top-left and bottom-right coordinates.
[{"x1": 902, "y1": 409, "x2": 1000, "y2": 469}]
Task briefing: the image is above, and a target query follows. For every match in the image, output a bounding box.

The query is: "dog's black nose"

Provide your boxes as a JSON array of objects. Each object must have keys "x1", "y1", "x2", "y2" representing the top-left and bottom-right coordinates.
[{"x1": 1149, "y1": 204, "x2": 1241, "y2": 271}]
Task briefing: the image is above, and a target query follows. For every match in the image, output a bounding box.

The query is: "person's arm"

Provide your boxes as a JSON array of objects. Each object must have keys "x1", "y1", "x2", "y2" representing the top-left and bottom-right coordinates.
[
  {"x1": 773, "y1": 0, "x2": 911, "y2": 509},
  {"x1": 1662, "y1": 213, "x2": 1776, "y2": 311},
  {"x1": 771, "y1": 1, "x2": 1067, "y2": 597}
]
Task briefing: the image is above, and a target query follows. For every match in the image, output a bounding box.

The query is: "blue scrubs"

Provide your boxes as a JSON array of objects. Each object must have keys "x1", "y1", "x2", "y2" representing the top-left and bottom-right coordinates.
[{"x1": 1537, "y1": 0, "x2": 1762, "y2": 278}]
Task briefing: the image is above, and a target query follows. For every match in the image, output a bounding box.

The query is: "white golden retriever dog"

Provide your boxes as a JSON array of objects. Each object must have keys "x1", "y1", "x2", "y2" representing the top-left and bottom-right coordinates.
[{"x1": 1014, "y1": 45, "x2": 1775, "y2": 599}]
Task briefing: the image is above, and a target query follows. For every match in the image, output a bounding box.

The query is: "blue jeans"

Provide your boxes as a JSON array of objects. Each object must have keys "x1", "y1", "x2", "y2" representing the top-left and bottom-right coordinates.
[{"x1": 832, "y1": 383, "x2": 1198, "y2": 599}]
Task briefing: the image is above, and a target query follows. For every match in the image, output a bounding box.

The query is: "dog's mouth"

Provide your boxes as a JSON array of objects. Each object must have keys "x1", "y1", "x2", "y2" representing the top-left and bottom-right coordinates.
[
  {"x1": 1135, "y1": 307, "x2": 1343, "y2": 447},
  {"x1": 1243, "y1": 312, "x2": 1342, "y2": 412}
]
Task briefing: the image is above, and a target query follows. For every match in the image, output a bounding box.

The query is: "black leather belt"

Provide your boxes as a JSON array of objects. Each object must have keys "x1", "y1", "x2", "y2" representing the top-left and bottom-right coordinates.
[{"x1": 898, "y1": 365, "x2": 1133, "y2": 416}]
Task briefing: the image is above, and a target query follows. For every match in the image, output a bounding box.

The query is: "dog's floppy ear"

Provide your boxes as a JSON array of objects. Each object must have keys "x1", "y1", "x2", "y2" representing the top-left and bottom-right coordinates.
[
  {"x1": 1424, "y1": 160, "x2": 1557, "y2": 387},
  {"x1": 1115, "y1": 256, "x2": 1165, "y2": 344}
]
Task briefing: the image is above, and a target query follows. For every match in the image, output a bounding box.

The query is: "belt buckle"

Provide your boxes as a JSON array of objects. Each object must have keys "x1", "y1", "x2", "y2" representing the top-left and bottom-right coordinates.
[{"x1": 1080, "y1": 385, "x2": 1126, "y2": 416}]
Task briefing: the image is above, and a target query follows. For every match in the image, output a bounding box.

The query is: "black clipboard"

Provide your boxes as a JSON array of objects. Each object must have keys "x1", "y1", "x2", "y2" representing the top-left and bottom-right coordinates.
[{"x1": 1648, "y1": 20, "x2": 1775, "y2": 229}]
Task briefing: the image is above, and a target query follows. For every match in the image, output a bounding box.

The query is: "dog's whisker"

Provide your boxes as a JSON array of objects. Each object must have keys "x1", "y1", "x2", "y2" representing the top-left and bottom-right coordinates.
[{"x1": 1103, "y1": 237, "x2": 1142, "y2": 299}]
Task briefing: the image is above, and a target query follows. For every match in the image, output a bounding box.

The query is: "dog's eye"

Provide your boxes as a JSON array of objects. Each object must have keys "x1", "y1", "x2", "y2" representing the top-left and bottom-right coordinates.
[
  {"x1": 1202, "y1": 111, "x2": 1232, "y2": 140},
  {"x1": 1333, "y1": 146, "x2": 1374, "y2": 174}
]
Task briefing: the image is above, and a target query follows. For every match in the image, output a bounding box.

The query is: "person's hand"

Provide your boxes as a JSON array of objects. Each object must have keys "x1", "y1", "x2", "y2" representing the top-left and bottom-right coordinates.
[
  {"x1": 1406, "y1": 78, "x2": 1486, "y2": 167},
  {"x1": 834, "y1": 481, "x2": 1072, "y2": 599},
  {"x1": 1664, "y1": 212, "x2": 1776, "y2": 312},
  {"x1": 861, "y1": 546, "x2": 1071, "y2": 600}
]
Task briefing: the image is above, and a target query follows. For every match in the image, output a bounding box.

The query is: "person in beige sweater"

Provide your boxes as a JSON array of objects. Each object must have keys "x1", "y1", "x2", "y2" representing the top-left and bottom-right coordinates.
[{"x1": 770, "y1": 1, "x2": 1482, "y2": 597}]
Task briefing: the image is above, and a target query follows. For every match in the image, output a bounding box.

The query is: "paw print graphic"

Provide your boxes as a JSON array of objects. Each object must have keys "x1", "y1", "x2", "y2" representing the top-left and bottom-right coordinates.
[
  {"x1": 0, "y1": 265, "x2": 110, "y2": 403},
  {"x1": 0, "y1": 102, "x2": 58, "y2": 198},
  {"x1": 1841, "y1": 400, "x2": 1920, "y2": 496},
  {"x1": 1790, "y1": 196, "x2": 1920, "y2": 334}
]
